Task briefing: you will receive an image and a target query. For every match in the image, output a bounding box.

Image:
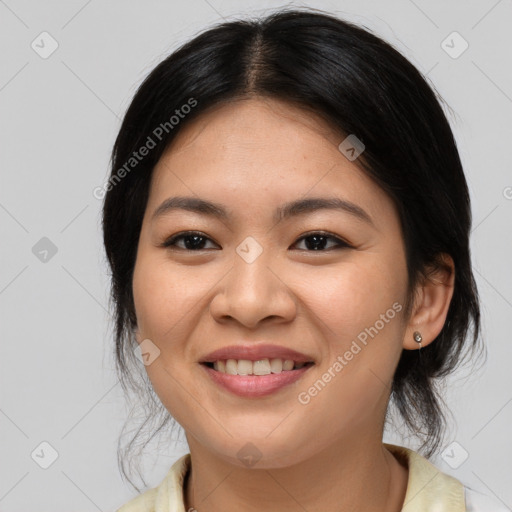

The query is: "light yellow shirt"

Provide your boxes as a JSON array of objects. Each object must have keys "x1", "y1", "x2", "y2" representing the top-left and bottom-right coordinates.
[{"x1": 116, "y1": 443, "x2": 468, "y2": 511}]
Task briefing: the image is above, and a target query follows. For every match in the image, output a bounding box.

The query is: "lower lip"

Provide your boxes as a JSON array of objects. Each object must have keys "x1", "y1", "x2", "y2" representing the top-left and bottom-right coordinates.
[{"x1": 201, "y1": 364, "x2": 313, "y2": 398}]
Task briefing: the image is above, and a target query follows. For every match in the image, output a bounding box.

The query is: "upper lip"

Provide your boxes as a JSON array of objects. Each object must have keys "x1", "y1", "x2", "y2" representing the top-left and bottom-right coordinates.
[{"x1": 199, "y1": 344, "x2": 315, "y2": 363}]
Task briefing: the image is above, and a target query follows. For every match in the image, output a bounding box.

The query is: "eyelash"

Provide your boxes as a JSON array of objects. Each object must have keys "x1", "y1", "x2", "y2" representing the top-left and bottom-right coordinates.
[{"x1": 161, "y1": 230, "x2": 352, "y2": 252}]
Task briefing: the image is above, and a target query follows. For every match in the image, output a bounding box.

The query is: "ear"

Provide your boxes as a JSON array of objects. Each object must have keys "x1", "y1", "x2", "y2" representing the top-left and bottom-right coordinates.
[{"x1": 403, "y1": 253, "x2": 455, "y2": 350}]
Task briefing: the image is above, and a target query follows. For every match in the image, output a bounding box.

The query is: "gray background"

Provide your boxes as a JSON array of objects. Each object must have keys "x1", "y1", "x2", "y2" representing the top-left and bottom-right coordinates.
[{"x1": 1, "y1": 0, "x2": 511, "y2": 510}]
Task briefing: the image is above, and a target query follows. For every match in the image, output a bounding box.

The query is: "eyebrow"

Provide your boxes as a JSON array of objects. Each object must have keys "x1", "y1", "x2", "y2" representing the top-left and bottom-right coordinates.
[{"x1": 152, "y1": 195, "x2": 375, "y2": 227}]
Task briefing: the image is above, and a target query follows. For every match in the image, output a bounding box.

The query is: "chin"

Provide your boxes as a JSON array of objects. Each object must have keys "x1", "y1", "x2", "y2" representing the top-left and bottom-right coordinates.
[{"x1": 205, "y1": 434, "x2": 316, "y2": 470}]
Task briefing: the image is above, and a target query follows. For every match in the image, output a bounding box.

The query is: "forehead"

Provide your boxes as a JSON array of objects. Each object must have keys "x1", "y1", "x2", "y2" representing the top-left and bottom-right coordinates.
[
  {"x1": 148, "y1": 97, "x2": 398, "y2": 230},
  {"x1": 163, "y1": 96, "x2": 342, "y2": 157}
]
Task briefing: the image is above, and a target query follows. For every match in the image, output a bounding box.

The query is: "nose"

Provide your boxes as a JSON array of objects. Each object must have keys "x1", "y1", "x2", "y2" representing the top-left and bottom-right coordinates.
[{"x1": 208, "y1": 246, "x2": 297, "y2": 329}]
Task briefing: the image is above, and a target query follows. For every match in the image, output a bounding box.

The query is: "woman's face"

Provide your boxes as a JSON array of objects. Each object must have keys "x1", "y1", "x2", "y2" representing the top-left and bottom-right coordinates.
[{"x1": 132, "y1": 97, "x2": 410, "y2": 468}]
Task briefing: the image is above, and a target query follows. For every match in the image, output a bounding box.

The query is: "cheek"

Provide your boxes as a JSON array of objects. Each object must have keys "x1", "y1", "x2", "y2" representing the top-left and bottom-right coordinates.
[
  {"x1": 131, "y1": 255, "x2": 203, "y2": 425},
  {"x1": 302, "y1": 253, "x2": 406, "y2": 337},
  {"x1": 132, "y1": 252, "x2": 204, "y2": 339},
  {"x1": 297, "y1": 254, "x2": 406, "y2": 400}
]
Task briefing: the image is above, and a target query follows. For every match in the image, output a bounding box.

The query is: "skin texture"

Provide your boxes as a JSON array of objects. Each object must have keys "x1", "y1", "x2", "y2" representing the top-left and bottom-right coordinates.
[{"x1": 132, "y1": 97, "x2": 455, "y2": 511}]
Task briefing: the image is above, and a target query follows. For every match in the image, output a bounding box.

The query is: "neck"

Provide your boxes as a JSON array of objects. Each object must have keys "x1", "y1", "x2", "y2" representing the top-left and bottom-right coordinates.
[{"x1": 184, "y1": 435, "x2": 408, "y2": 512}]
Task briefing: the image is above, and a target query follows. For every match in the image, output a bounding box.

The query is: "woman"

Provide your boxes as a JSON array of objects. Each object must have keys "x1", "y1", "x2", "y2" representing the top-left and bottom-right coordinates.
[{"x1": 103, "y1": 8, "x2": 506, "y2": 511}]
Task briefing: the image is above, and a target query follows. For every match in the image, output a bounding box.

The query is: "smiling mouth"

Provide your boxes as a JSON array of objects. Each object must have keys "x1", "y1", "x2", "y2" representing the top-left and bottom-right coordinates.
[{"x1": 201, "y1": 358, "x2": 315, "y2": 376}]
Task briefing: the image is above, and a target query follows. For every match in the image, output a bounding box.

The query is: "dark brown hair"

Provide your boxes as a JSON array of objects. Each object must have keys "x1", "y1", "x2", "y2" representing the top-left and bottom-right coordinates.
[{"x1": 102, "y1": 7, "x2": 483, "y2": 491}]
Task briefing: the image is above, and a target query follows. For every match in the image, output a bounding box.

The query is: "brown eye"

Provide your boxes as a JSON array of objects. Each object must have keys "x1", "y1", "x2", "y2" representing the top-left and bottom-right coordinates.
[
  {"x1": 292, "y1": 232, "x2": 351, "y2": 251},
  {"x1": 161, "y1": 230, "x2": 351, "y2": 252},
  {"x1": 162, "y1": 231, "x2": 219, "y2": 251}
]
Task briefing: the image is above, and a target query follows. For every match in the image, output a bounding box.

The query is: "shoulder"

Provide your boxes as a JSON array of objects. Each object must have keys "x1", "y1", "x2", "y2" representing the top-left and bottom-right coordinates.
[
  {"x1": 385, "y1": 443, "x2": 466, "y2": 510},
  {"x1": 116, "y1": 488, "x2": 158, "y2": 512},
  {"x1": 115, "y1": 453, "x2": 191, "y2": 512},
  {"x1": 385, "y1": 443, "x2": 508, "y2": 512},
  {"x1": 465, "y1": 486, "x2": 510, "y2": 512}
]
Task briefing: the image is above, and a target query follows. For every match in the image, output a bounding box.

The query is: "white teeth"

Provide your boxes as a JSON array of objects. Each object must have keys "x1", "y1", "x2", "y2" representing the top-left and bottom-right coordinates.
[
  {"x1": 269, "y1": 358, "x2": 283, "y2": 373},
  {"x1": 210, "y1": 358, "x2": 309, "y2": 375},
  {"x1": 253, "y1": 359, "x2": 271, "y2": 375},
  {"x1": 225, "y1": 359, "x2": 238, "y2": 375},
  {"x1": 237, "y1": 359, "x2": 252, "y2": 375},
  {"x1": 283, "y1": 359, "x2": 294, "y2": 371}
]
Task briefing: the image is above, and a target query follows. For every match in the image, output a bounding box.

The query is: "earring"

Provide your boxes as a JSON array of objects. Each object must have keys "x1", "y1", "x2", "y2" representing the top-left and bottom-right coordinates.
[{"x1": 413, "y1": 331, "x2": 422, "y2": 350}]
